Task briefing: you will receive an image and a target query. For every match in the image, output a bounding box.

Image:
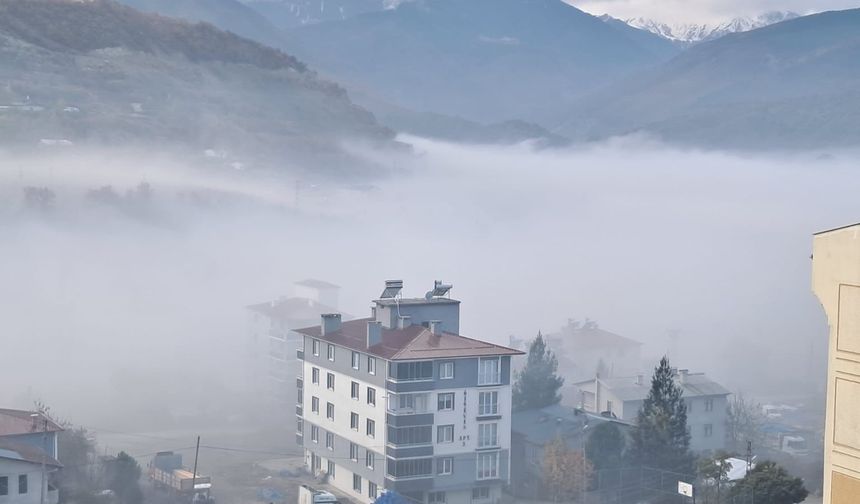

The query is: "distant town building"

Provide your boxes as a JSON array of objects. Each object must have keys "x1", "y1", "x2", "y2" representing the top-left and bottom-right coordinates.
[
  {"x1": 541, "y1": 319, "x2": 643, "y2": 382},
  {"x1": 812, "y1": 222, "x2": 860, "y2": 503},
  {"x1": 294, "y1": 280, "x2": 523, "y2": 504},
  {"x1": 246, "y1": 280, "x2": 343, "y2": 410},
  {"x1": 571, "y1": 369, "x2": 730, "y2": 453},
  {"x1": 0, "y1": 409, "x2": 63, "y2": 504},
  {"x1": 510, "y1": 404, "x2": 629, "y2": 499}
]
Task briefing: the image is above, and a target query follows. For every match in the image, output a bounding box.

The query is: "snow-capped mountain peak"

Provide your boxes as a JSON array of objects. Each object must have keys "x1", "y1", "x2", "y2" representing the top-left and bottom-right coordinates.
[{"x1": 622, "y1": 11, "x2": 800, "y2": 44}]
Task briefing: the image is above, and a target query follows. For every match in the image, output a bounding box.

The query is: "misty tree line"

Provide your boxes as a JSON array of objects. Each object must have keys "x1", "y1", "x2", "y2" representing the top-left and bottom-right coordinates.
[{"x1": 512, "y1": 334, "x2": 808, "y2": 504}]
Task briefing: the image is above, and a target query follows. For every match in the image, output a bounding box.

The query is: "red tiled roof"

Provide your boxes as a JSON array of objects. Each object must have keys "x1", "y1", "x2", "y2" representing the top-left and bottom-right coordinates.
[
  {"x1": 295, "y1": 318, "x2": 523, "y2": 360},
  {"x1": 0, "y1": 409, "x2": 63, "y2": 437},
  {"x1": 0, "y1": 440, "x2": 61, "y2": 467}
]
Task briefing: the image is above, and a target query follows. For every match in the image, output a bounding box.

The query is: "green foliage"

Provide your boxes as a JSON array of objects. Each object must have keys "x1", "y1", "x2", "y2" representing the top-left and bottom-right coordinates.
[
  {"x1": 729, "y1": 461, "x2": 808, "y2": 504},
  {"x1": 512, "y1": 332, "x2": 564, "y2": 411},
  {"x1": 585, "y1": 422, "x2": 625, "y2": 471},
  {"x1": 57, "y1": 427, "x2": 99, "y2": 501},
  {"x1": 105, "y1": 452, "x2": 143, "y2": 504},
  {"x1": 628, "y1": 356, "x2": 694, "y2": 475}
]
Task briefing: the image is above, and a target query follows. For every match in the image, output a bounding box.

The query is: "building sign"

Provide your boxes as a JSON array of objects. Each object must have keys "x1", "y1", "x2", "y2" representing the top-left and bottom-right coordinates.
[{"x1": 678, "y1": 481, "x2": 694, "y2": 497}]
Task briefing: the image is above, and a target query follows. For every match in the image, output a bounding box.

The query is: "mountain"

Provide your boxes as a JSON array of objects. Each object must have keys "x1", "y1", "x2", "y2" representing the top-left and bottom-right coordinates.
[
  {"x1": 623, "y1": 11, "x2": 800, "y2": 45},
  {"x1": 0, "y1": 0, "x2": 394, "y2": 169},
  {"x1": 558, "y1": 9, "x2": 860, "y2": 150},
  {"x1": 115, "y1": 0, "x2": 288, "y2": 49},
  {"x1": 284, "y1": 0, "x2": 680, "y2": 124},
  {"x1": 240, "y1": 0, "x2": 389, "y2": 30}
]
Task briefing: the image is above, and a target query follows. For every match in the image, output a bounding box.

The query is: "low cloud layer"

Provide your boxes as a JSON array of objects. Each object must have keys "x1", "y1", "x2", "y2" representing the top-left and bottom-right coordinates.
[{"x1": 1, "y1": 137, "x2": 855, "y2": 426}]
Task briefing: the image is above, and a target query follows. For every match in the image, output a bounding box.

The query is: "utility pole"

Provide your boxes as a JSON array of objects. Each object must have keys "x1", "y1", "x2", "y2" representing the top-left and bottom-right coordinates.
[
  {"x1": 40, "y1": 416, "x2": 46, "y2": 504},
  {"x1": 191, "y1": 436, "x2": 201, "y2": 502}
]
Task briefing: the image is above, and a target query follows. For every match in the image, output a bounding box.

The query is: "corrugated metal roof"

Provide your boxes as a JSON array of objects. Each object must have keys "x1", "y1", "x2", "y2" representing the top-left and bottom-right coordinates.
[
  {"x1": 0, "y1": 440, "x2": 61, "y2": 467},
  {"x1": 512, "y1": 404, "x2": 630, "y2": 447}
]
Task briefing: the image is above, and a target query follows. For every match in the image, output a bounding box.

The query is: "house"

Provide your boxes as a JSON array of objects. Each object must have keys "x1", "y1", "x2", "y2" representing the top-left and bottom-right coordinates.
[
  {"x1": 811, "y1": 222, "x2": 860, "y2": 504},
  {"x1": 294, "y1": 280, "x2": 524, "y2": 504},
  {"x1": 0, "y1": 409, "x2": 63, "y2": 504},
  {"x1": 544, "y1": 319, "x2": 643, "y2": 382},
  {"x1": 510, "y1": 404, "x2": 629, "y2": 499},
  {"x1": 571, "y1": 369, "x2": 730, "y2": 453},
  {"x1": 246, "y1": 280, "x2": 344, "y2": 409}
]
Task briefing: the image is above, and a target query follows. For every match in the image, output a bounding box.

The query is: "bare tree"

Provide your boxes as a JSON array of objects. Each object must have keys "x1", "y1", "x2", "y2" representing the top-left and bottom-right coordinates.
[{"x1": 727, "y1": 391, "x2": 765, "y2": 453}]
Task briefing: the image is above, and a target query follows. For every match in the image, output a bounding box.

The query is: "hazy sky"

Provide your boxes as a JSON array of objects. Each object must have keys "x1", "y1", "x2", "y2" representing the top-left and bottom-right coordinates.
[{"x1": 567, "y1": 0, "x2": 860, "y2": 23}]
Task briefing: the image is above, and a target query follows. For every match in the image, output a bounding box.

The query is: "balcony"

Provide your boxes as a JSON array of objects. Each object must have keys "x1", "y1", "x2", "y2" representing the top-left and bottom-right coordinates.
[
  {"x1": 297, "y1": 349, "x2": 304, "y2": 360},
  {"x1": 296, "y1": 405, "x2": 303, "y2": 416},
  {"x1": 296, "y1": 377, "x2": 303, "y2": 389}
]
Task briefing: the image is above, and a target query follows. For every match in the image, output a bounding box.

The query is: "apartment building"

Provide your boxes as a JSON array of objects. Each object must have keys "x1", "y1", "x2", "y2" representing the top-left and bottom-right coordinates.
[
  {"x1": 295, "y1": 281, "x2": 523, "y2": 504},
  {"x1": 572, "y1": 369, "x2": 730, "y2": 453},
  {"x1": 812, "y1": 223, "x2": 860, "y2": 504}
]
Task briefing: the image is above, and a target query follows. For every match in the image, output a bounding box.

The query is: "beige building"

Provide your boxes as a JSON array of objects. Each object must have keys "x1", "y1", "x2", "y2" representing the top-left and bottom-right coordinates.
[{"x1": 812, "y1": 223, "x2": 860, "y2": 504}]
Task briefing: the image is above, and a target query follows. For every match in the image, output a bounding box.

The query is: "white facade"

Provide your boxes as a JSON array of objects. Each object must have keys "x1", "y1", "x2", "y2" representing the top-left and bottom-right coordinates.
[{"x1": 0, "y1": 459, "x2": 57, "y2": 504}]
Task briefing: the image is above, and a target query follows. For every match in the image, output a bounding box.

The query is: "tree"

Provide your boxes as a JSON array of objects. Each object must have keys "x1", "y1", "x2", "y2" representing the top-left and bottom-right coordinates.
[
  {"x1": 727, "y1": 391, "x2": 765, "y2": 453},
  {"x1": 57, "y1": 427, "x2": 98, "y2": 501},
  {"x1": 729, "y1": 461, "x2": 808, "y2": 504},
  {"x1": 585, "y1": 421, "x2": 625, "y2": 472},
  {"x1": 543, "y1": 436, "x2": 593, "y2": 502},
  {"x1": 512, "y1": 332, "x2": 564, "y2": 411},
  {"x1": 104, "y1": 452, "x2": 143, "y2": 504},
  {"x1": 697, "y1": 451, "x2": 732, "y2": 504},
  {"x1": 628, "y1": 356, "x2": 694, "y2": 475}
]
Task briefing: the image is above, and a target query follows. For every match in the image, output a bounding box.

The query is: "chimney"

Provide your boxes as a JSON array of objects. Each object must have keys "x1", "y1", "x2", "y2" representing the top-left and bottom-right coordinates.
[
  {"x1": 636, "y1": 374, "x2": 644, "y2": 386},
  {"x1": 678, "y1": 369, "x2": 689, "y2": 384},
  {"x1": 367, "y1": 321, "x2": 382, "y2": 348},
  {"x1": 321, "y1": 313, "x2": 342, "y2": 336},
  {"x1": 429, "y1": 320, "x2": 442, "y2": 336},
  {"x1": 398, "y1": 315, "x2": 411, "y2": 329}
]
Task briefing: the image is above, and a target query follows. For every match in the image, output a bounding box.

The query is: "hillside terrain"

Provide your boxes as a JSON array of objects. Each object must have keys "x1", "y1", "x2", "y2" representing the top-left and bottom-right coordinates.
[
  {"x1": 284, "y1": 0, "x2": 680, "y2": 124},
  {"x1": 240, "y1": 0, "x2": 388, "y2": 30},
  {"x1": 559, "y1": 9, "x2": 860, "y2": 150},
  {"x1": 622, "y1": 11, "x2": 799, "y2": 45},
  {"x1": 0, "y1": 0, "x2": 394, "y2": 171}
]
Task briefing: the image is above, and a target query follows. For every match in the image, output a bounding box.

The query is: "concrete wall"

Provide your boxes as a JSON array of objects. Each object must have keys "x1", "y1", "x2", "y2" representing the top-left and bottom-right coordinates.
[
  {"x1": 0, "y1": 459, "x2": 57, "y2": 504},
  {"x1": 812, "y1": 224, "x2": 860, "y2": 504},
  {"x1": 0, "y1": 433, "x2": 57, "y2": 459},
  {"x1": 375, "y1": 301, "x2": 460, "y2": 333},
  {"x1": 686, "y1": 395, "x2": 729, "y2": 453}
]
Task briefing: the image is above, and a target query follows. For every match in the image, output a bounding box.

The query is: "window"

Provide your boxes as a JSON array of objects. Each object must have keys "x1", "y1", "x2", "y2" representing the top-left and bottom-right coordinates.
[
  {"x1": 477, "y1": 452, "x2": 498, "y2": 480},
  {"x1": 390, "y1": 393, "x2": 429, "y2": 414},
  {"x1": 352, "y1": 351, "x2": 361, "y2": 370},
  {"x1": 312, "y1": 367, "x2": 320, "y2": 385},
  {"x1": 704, "y1": 424, "x2": 713, "y2": 437},
  {"x1": 327, "y1": 344, "x2": 335, "y2": 361},
  {"x1": 386, "y1": 458, "x2": 433, "y2": 478},
  {"x1": 311, "y1": 425, "x2": 319, "y2": 443},
  {"x1": 368, "y1": 482, "x2": 378, "y2": 499},
  {"x1": 0, "y1": 476, "x2": 7, "y2": 496},
  {"x1": 437, "y1": 424, "x2": 454, "y2": 444},
  {"x1": 437, "y1": 392, "x2": 455, "y2": 411},
  {"x1": 367, "y1": 387, "x2": 376, "y2": 406},
  {"x1": 351, "y1": 412, "x2": 359, "y2": 430},
  {"x1": 367, "y1": 418, "x2": 376, "y2": 438},
  {"x1": 428, "y1": 491, "x2": 447, "y2": 503},
  {"x1": 17, "y1": 475, "x2": 27, "y2": 495},
  {"x1": 472, "y1": 487, "x2": 490, "y2": 501},
  {"x1": 351, "y1": 381, "x2": 360, "y2": 400},
  {"x1": 366, "y1": 450, "x2": 375, "y2": 469},
  {"x1": 327, "y1": 373, "x2": 335, "y2": 390},
  {"x1": 312, "y1": 339, "x2": 320, "y2": 356},
  {"x1": 388, "y1": 425, "x2": 433, "y2": 445},
  {"x1": 478, "y1": 391, "x2": 498, "y2": 416},
  {"x1": 350, "y1": 443, "x2": 359, "y2": 461},
  {"x1": 705, "y1": 398, "x2": 714, "y2": 412},
  {"x1": 478, "y1": 357, "x2": 501, "y2": 385},
  {"x1": 311, "y1": 396, "x2": 320, "y2": 414},
  {"x1": 326, "y1": 431, "x2": 334, "y2": 450},
  {"x1": 606, "y1": 400, "x2": 613, "y2": 413},
  {"x1": 368, "y1": 356, "x2": 376, "y2": 375},
  {"x1": 439, "y1": 361, "x2": 454, "y2": 379},
  {"x1": 437, "y1": 457, "x2": 453, "y2": 475},
  {"x1": 312, "y1": 453, "x2": 321, "y2": 471},
  {"x1": 352, "y1": 474, "x2": 362, "y2": 492},
  {"x1": 327, "y1": 460, "x2": 336, "y2": 479},
  {"x1": 297, "y1": 418, "x2": 303, "y2": 434},
  {"x1": 326, "y1": 402, "x2": 335, "y2": 421},
  {"x1": 478, "y1": 423, "x2": 498, "y2": 448},
  {"x1": 389, "y1": 361, "x2": 433, "y2": 381}
]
